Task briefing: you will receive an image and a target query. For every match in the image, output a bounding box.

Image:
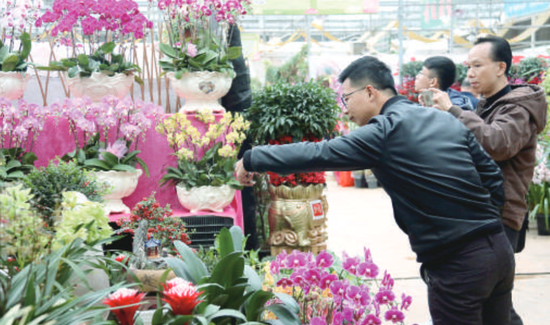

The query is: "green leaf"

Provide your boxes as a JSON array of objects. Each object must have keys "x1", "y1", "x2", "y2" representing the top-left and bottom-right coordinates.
[
  {"x1": 112, "y1": 164, "x2": 137, "y2": 172},
  {"x1": 99, "y1": 42, "x2": 116, "y2": 54},
  {"x1": 99, "y1": 151, "x2": 119, "y2": 167},
  {"x1": 83, "y1": 158, "x2": 111, "y2": 171},
  {"x1": 160, "y1": 43, "x2": 178, "y2": 58},
  {"x1": 175, "y1": 70, "x2": 183, "y2": 80},
  {"x1": 273, "y1": 293, "x2": 300, "y2": 315},
  {"x1": 77, "y1": 54, "x2": 89, "y2": 67},
  {"x1": 245, "y1": 291, "x2": 274, "y2": 321},
  {"x1": 2, "y1": 55, "x2": 19, "y2": 71},
  {"x1": 166, "y1": 241, "x2": 209, "y2": 284},
  {"x1": 6, "y1": 159, "x2": 21, "y2": 169},
  {"x1": 19, "y1": 32, "x2": 32, "y2": 61},
  {"x1": 0, "y1": 44, "x2": 8, "y2": 62},
  {"x1": 135, "y1": 157, "x2": 149, "y2": 177},
  {"x1": 134, "y1": 74, "x2": 144, "y2": 85},
  {"x1": 265, "y1": 304, "x2": 301, "y2": 325},
  {"x1": 67, "y1": 65, "x2": 82, "y2": 78},
  {"x1": 218, "y1": 227, "x2": 234, "y2": 258},
  {"x1": 228, "y1": 46, "x2": 242, "y2": 60},
  {"x1": 210, "y1": 309, "x2": 248, "y2": 322}
]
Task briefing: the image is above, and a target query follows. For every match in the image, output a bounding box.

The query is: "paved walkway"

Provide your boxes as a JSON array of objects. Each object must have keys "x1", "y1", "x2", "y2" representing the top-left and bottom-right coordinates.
[{"x1": 324, "y1": 177, "x2": 550, "y2": 325}]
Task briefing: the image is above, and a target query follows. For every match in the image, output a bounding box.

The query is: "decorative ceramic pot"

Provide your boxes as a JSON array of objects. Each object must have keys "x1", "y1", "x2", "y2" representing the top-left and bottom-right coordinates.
[
  {"x1": 127, "y1": 268, "x2": 176, "y2": 292},
  {"x1": 0, "y1": 71, "x2": 31, "y2": 100},
  {"x1": 167, "y1": 71, "x2": 233, "y2": 114},
  {"x1": 94, "y1": 169, "x2": 143, "y2": 214},
  {"x1": 267, "y1": 184, "x2": 329, "y2": 255},
  {"x1": 65, "y1": 72, "x2": 134, "y2": 102},
  {"x1": 175, "y1": 184, "x2": 235, "y2": 213}
]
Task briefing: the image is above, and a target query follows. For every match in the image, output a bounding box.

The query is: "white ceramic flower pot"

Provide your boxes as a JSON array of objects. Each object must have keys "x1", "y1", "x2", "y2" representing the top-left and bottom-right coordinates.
[
  {"x1": 176, "y1": 184, "x2": 235, "y2": 213},
  {"x1": 0, "y1": 71, "x2": 31, "y2": 100},
  {"x1": 167, "y1": 71, "x2": 233, "y2": 114},
  {"x1": 65, "y1": 72, "x2": 134, "y2": 103},
  {"x1": 94, "y1": 169, "x2": 143, "y2": 214}
]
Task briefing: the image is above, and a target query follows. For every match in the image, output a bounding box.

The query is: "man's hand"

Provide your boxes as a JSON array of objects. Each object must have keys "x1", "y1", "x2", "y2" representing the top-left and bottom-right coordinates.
[
  {"x1": 428, "y1": 88, "x2": 453, "y2": 112},
  {"x1": 235, "y1": 159, "x2": 256, "y2": 187}
]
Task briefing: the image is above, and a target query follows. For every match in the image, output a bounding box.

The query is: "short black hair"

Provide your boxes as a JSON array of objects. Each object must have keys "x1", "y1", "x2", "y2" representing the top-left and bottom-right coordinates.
[
  {"x1": 339, "y1": 56, "x2": 397, "y2": 95},
  {"x1": 424, "y1": 56, "x2": 456, "y2": 91},
  {"x1": 474, "y1": 35, "x2": 512, "y2": 76}
]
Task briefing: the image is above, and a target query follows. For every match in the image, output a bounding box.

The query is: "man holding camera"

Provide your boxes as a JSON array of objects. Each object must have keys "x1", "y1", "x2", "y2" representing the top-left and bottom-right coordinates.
[
  {"x1": 415, "y1": 56, "x2": 473, "y2": 110},
  {"x1": 430, "y1": 35, "x2": 547, "y2": 325}
]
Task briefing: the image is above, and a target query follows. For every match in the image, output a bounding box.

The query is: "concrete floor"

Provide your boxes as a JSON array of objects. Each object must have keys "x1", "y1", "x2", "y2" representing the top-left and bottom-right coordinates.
[{"x1": 324, "y1": 177, "x2": 550, "y2": 325}]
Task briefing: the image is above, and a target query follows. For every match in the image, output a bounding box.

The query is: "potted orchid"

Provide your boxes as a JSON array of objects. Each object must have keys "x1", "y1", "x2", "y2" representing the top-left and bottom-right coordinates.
[
  {"x1": 266, "y1": 249, "x2": 413, "y2": 325},
  {"x1": 156, "y1": 109, "x2": 249, "y2": 213},
  {"x1": 0, "y1": 98, "x2": 49, "y2": 186},
  {"x1": 0, "y1": 0, "x2": 42, "y2": 99},
  {"x1": 155, "y1": 0, "x2": 251, "y2": 113},
  {"x1": 35, "y1": 0, "x2": 152, "y2": 102},
  {"x1": 53, "y1": 95, "x2": 163, "y2": 214}
]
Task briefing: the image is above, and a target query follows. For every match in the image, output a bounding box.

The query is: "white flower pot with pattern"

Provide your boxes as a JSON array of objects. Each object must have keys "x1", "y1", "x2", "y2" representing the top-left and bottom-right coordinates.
[
  {"x1": 0, "y1": 71, "x2": 31, "y2": 100},
  {"x1": 167, "y1": 71, "x2": 233, "y2": 114},
  {"x1": 176, "y1": 184, "x2": 235, "y2": 213},
  {"x1": 94, "y1": 169, "x2": 143, "y2": 214},
  {"x1": 65, "y1": 72, "x2": 134, "y2": 103}
]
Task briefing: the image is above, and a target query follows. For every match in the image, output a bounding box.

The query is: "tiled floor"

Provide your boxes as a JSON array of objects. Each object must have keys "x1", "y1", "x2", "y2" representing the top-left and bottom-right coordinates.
[{"x1": 325, "y1": 178, "x2": 550, "y2": 325}]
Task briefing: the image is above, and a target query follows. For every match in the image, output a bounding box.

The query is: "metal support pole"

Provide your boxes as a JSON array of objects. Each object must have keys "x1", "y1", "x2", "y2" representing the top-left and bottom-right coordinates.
[
  {"x1": 398, "y1": 0, "x2": 404, "y2": 82},
  {"x1": 531, "y1": 16, "x2": 536, "y2": 49},
  {"x1": 449, "y1": 2, "x2": 454, "y2": 54}
]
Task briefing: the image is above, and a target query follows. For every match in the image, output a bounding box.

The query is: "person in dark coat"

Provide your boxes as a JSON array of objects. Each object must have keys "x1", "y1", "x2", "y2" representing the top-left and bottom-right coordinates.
[{"x1": 235, "y1": 56, "x2": 514, "y2": 325}]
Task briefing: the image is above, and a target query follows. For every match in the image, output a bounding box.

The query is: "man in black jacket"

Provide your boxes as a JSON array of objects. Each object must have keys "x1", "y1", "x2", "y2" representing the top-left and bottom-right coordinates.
[{"x1": 235, "y1": 56, "x2": 515, "y2": 325}]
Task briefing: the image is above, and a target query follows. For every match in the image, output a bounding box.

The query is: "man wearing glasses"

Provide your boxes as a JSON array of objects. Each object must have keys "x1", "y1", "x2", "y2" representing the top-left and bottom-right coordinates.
[{"x1": 235, "y1": 56, "x2": 514, "y2": 325}]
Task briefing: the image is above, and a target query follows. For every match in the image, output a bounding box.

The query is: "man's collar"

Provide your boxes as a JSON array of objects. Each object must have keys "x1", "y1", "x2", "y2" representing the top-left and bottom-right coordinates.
[{"x1": 380, "y1": 96, "x2": 407, "y2": 115}]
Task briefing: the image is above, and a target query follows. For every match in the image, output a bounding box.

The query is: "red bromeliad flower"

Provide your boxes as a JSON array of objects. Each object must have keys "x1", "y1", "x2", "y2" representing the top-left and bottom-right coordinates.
[
  {"x1": 103, "y1": 288, "x2": 145, "y2": 325},
  {"x1": 162, "y1": 278, "x2": 203, "y2": 315}
]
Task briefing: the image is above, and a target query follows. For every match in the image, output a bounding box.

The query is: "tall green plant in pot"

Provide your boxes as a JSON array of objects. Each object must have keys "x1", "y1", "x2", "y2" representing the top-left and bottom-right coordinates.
[
  {"x1": 528, "y1": 141, "x2": 550, "y2": 235},
  {"x1": 155, "y1": 0, "x2": 251, "y2": 113},
  {"x1": 245, "y1": 81, "x2": 340, "y2": 254}
]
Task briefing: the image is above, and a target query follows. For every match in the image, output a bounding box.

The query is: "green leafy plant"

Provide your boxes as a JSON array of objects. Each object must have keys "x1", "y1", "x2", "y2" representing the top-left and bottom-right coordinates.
[
  {"x1": 22, "y1": 159, "x2": 107, "y2": 224},
  {"x1": 510, "y1": 57, "x2": 548, "y2": 84},
  {"x1": 163, "y1": 226, "x2": 302, "y2": 325},
  {"x1": 400, "y1": 60, "x2": 424, "y2": 80},
  {"x1": 156, "y1": 110, "x2": 249, "y2": 190},
  {"x1": 61, "y1": 134, "x2": 149, "y2": 176},
  {"x1": 0, "y1": 32, "x2": 32, "y2": 72},
  {"x1": 38, "y1": 42, "x2": 143, "y2": 84},
  {"x1": 159, "y1": 38, "x2": 240, "y2": 79},
  {"x1": 265, "y1": 45, "x2": 309, "y2": 85},
  {"x1": 245, "y1": 81, "x2": 341, "y2": 145},
  {"x1": 0, "y1": 149, "x2": 36, "y2": 185},
  {"x1": 0, "y1": 237, "x2": 125, "y2": 324}
]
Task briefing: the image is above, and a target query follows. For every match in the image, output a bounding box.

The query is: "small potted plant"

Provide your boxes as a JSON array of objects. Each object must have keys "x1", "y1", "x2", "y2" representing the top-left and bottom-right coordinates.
[
  {"x1": 155, "y1": 0, "x2": 251, "y2": 113},
  {"x1": 244, "y1": 80, "x2": 340, "y2": 254},
  {"x1": 117, "y1": 192, "x2": 190, "y2": 291},
  {"x1": 156, "y1": 109, "x2": 249, "y2": 213},
  {"x1": 22, "y1": 159, "x2": 108, "y2": 227},
  {"x1": 0, "y1": 99, "x2": 49, "y2": 186},
  {"x1": 52, "y1": 96, "x2": 163, "y2": 214},
  {"x1": 35, "y1": 0, "x2": 152, "y2": 102},
  {"x1": 0, "y1": 0, "x2": 40, "y2": 100}
]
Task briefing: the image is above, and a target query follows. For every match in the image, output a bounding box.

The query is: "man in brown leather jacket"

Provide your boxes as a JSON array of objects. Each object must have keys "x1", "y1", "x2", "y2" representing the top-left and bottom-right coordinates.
[{"x1": 430, "y1": 35, "x2": 548, "y2": 325}]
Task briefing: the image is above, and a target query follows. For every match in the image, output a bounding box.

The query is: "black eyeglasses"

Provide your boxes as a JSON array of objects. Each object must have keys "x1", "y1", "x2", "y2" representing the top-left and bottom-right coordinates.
[{"x1": 340, "y1": 87, "x2": 365, "y2": 108}]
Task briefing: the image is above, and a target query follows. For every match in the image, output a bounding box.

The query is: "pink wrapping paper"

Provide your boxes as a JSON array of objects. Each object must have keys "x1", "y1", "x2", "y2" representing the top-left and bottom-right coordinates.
[{"x1": 31, "y1": 115, "x2": 243, "y2": 229}]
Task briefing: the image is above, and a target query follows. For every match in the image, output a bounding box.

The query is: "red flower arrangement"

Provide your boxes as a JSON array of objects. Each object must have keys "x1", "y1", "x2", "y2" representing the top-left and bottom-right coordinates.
[
  {"x1": 161, "y1": 277, "x2": 203, "y2": 316},
  {"x1": 267, "y1": 135, "x2": 326, "y2": 187},
  {"x1": 396, "y1": 76, "x2": 419, "y2": 103},
  {"x1": 117, "y1": 193, "x2": 191, "y2": 253},
  {"x1": 103, "y1": 288, "x2": 146, "y2": 325}
]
